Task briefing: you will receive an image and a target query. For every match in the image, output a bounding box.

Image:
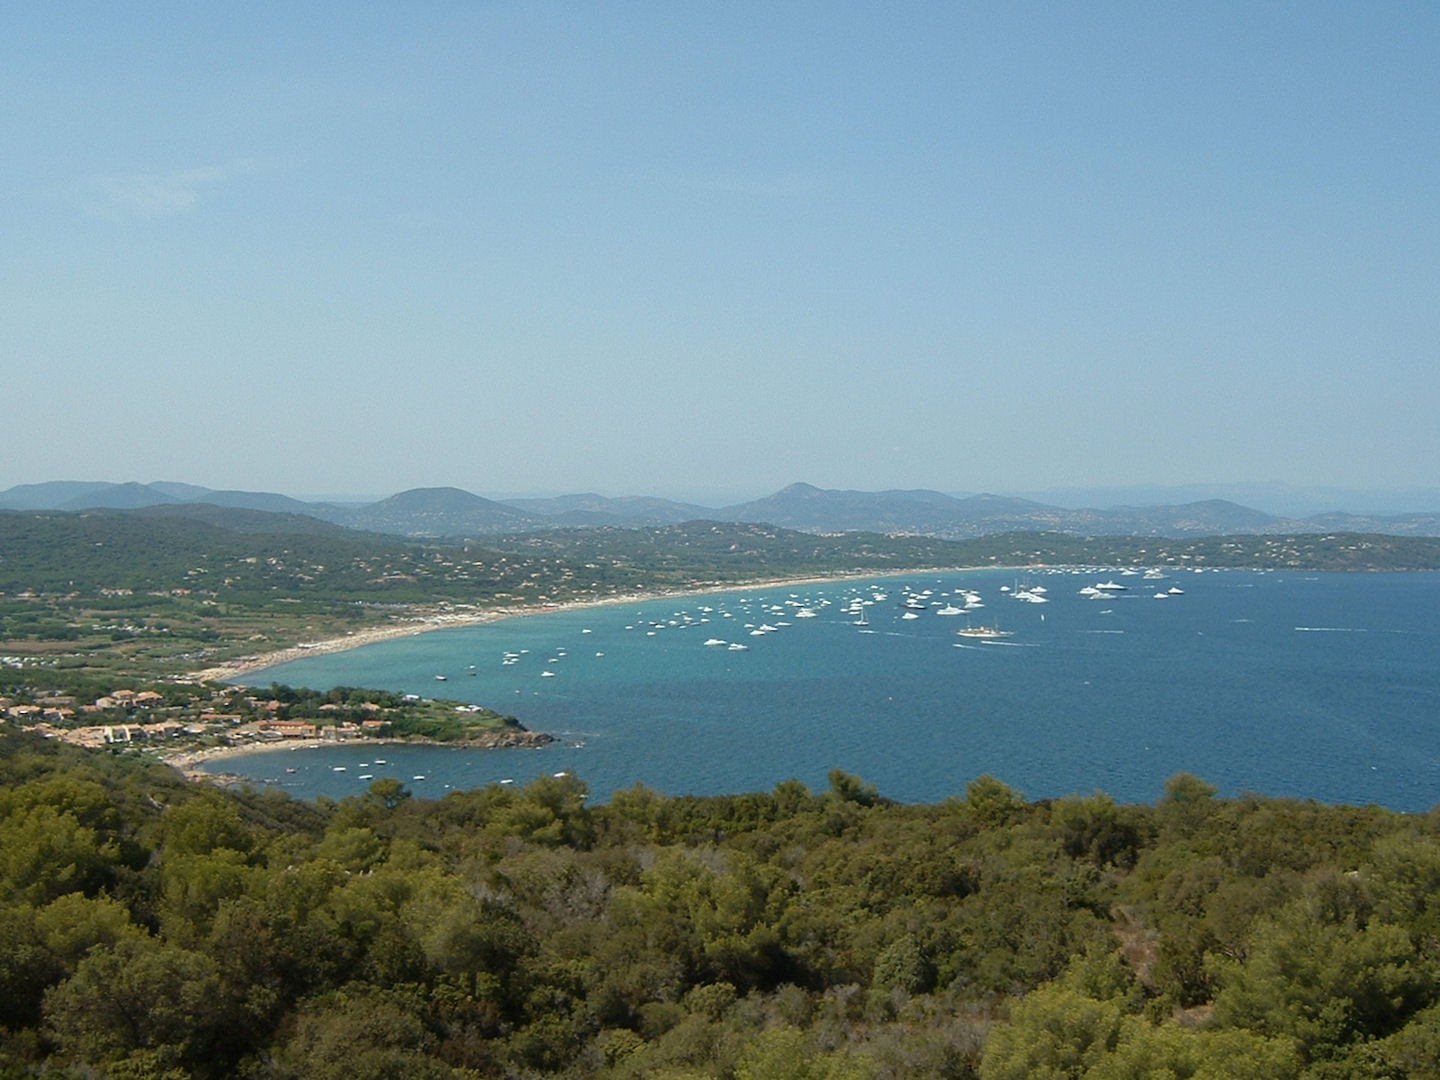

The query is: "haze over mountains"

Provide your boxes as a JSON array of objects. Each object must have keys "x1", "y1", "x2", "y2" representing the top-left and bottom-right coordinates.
[{"x1": 3, "y1": 479, "x2": 1440, "y2": 540}]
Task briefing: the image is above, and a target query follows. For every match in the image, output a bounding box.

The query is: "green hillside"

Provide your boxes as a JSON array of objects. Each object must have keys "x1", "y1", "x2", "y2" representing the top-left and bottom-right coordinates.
[{"x1": 2, "y1": 728, "x2": 1438, "y2": 1077}]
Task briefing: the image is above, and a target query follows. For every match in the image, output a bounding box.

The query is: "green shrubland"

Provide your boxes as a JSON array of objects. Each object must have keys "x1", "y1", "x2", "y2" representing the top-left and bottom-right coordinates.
[{"x1": 3, "y1": 728, "x2": 1439, "y2": 1078}]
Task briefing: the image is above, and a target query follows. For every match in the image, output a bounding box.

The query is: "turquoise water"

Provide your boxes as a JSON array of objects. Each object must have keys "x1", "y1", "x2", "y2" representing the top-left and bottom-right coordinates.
[{"x1": 213, "y1": 569, "x2": 1440, "y2": 811}]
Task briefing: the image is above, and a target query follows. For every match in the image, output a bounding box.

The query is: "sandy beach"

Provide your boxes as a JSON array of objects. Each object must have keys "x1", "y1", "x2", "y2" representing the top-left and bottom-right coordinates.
[
  {"x1": 159, "y1": 739, "x2": 339, "y2": 780},
  {"x1": 187, "y1": 569, "x2": 959, "y2": 684},
  {"x1": 159, "y1": 728, "x2": 556, "y2": 780}
]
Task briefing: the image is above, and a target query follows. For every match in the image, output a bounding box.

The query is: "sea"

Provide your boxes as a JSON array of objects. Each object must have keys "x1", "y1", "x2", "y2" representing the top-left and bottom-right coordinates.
[{"x1": 208, "y1": 568, "x2": 1440, "y2": 812}]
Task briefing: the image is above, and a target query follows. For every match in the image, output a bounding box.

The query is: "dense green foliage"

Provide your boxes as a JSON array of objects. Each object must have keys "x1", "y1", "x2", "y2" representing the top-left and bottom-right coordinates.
[{"x1": 3, "y1": 731, "x2": 1439, "y2": 1078}]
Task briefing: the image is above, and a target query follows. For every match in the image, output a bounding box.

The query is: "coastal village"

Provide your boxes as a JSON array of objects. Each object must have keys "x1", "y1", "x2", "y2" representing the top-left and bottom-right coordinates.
[
  {"x1": 0, "y1": 672, "x2": 553, "y2": 771},
  {"x1": 0, "y1": 682, "x2": 394, "y2": 756}
]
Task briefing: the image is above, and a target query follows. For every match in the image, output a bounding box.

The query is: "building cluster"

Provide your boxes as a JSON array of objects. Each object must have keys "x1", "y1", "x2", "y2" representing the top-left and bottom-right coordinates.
[{"x1": 1, "y1": 687, "x2": 392, "y2": 753}]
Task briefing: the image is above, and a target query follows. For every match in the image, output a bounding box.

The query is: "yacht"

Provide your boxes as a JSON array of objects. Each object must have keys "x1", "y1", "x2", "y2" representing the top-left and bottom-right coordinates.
[{"x1": 956, "y1": 624, "x2": 1013, "y2": 639}]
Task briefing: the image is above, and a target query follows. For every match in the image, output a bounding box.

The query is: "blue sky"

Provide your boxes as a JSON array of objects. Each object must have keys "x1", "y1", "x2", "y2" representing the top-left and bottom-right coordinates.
[{"x1": 4, "y1": 3, "x2": 1437, "y2": 503}]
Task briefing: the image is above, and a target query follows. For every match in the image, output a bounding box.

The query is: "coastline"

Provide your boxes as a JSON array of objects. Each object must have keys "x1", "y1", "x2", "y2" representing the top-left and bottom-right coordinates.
[
  {"x1": 159, "y1": 728, "x2": 554, "y2": 781},
  {"x1": 174, "y1": 566, "x2": 974, "y2": 782},
  {"x1": 188, "y1": 568, "x2": 964, "y2": 684}
]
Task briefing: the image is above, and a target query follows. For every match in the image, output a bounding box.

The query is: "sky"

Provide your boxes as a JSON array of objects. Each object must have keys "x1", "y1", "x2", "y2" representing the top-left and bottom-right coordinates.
[{"x1": 4, "y1": 3, "x2": 1437, "y2": 504}]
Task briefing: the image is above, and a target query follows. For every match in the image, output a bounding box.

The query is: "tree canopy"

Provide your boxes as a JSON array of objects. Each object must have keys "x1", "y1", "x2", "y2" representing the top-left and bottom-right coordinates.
[{"x1": 3, "y1": 731, "x2": 1439, "y2": 1079}]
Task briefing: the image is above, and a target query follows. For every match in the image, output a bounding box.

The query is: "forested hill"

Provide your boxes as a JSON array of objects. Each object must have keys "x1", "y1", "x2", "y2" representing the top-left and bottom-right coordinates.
[
  {"x1": 3, "y1": 726, "x2": 1439, "y2": 1077},
  {"x1": 6, "y1": 508, "x2": 1440, "y2": 597}
]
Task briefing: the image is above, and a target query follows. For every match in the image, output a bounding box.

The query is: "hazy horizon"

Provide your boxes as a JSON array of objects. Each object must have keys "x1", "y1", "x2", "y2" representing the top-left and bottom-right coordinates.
[
  {"x1": 6, "y1": 5, "x2": 1437, "y2": 497},
  {"x1": 6, "y1": 475, "x2": 1440, "y2": 518}
]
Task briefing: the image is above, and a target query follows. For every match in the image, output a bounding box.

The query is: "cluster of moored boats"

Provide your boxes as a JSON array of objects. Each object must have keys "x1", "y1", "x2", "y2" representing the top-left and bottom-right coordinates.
[{"x1": 452, "y1": 569, "x2": 1196, "y2": 678}]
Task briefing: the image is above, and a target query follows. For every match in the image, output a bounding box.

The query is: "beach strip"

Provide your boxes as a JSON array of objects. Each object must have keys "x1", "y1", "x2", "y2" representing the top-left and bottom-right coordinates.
[{"x1": 187, "y1": 568, "x2": 974, "y2": 683}]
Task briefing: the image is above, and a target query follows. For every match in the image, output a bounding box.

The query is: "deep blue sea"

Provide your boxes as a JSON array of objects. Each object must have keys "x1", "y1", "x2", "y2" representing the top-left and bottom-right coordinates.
[{"x1": 211, "y1": 569, "x2": 1440, "y2": 811}]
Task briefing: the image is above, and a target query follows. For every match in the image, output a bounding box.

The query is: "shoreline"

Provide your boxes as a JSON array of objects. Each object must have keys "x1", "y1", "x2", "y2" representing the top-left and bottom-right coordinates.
[
  {"x1": 188, "y1": 568, "x2": 971, "y2": 684},
  {"x1": 176, "y1": 569, "x2": 986, "y2": 781},
  {"x1": 159, "y1": 730, "x2": 554, "y2": 780}
]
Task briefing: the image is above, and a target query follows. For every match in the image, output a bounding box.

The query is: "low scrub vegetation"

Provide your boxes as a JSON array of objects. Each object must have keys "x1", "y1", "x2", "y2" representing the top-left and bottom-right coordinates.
[{"x1": 3, "y1": 730, "x2": 1439, "y2": 1078}]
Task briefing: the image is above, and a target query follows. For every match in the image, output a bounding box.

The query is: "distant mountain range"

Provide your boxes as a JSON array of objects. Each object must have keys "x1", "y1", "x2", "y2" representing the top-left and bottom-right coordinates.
[{"x1": 4, "y1": 479, "x2": 1440, "y2": 540}]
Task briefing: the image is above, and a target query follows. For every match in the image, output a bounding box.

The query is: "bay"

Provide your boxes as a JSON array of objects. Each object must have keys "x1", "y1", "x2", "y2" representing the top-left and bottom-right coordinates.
[{"x1": 210, "y1": 569, "x2": 1440, "y2": 811}]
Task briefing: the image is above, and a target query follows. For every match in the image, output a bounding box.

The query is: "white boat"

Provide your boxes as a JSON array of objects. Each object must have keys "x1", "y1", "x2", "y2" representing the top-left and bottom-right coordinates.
[
  {"x1": 540, "y1": 670, "x2": 556, "y2": 678},
  {"x1": 1095, "y1": 580, "x2": 1127, "y2": 591},
  {"x1": 935, "y1": 603, "x2": 965, "y2": 615},
  {"x1": 727, "y1": 642, "x2": 749, "y2": 651},
  {"x1": 901, "y1": 611, "x2": 920, "y2": 620},
  {"x1": 704, "y1": 638, "x2": 727, "y2": 646},
  {"x1": 956, "y1": 624, "x2": 1014, "y2": 639},
  {"x1": 1168, "y1": 586, "x2": 1185, "y2": 595}
]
